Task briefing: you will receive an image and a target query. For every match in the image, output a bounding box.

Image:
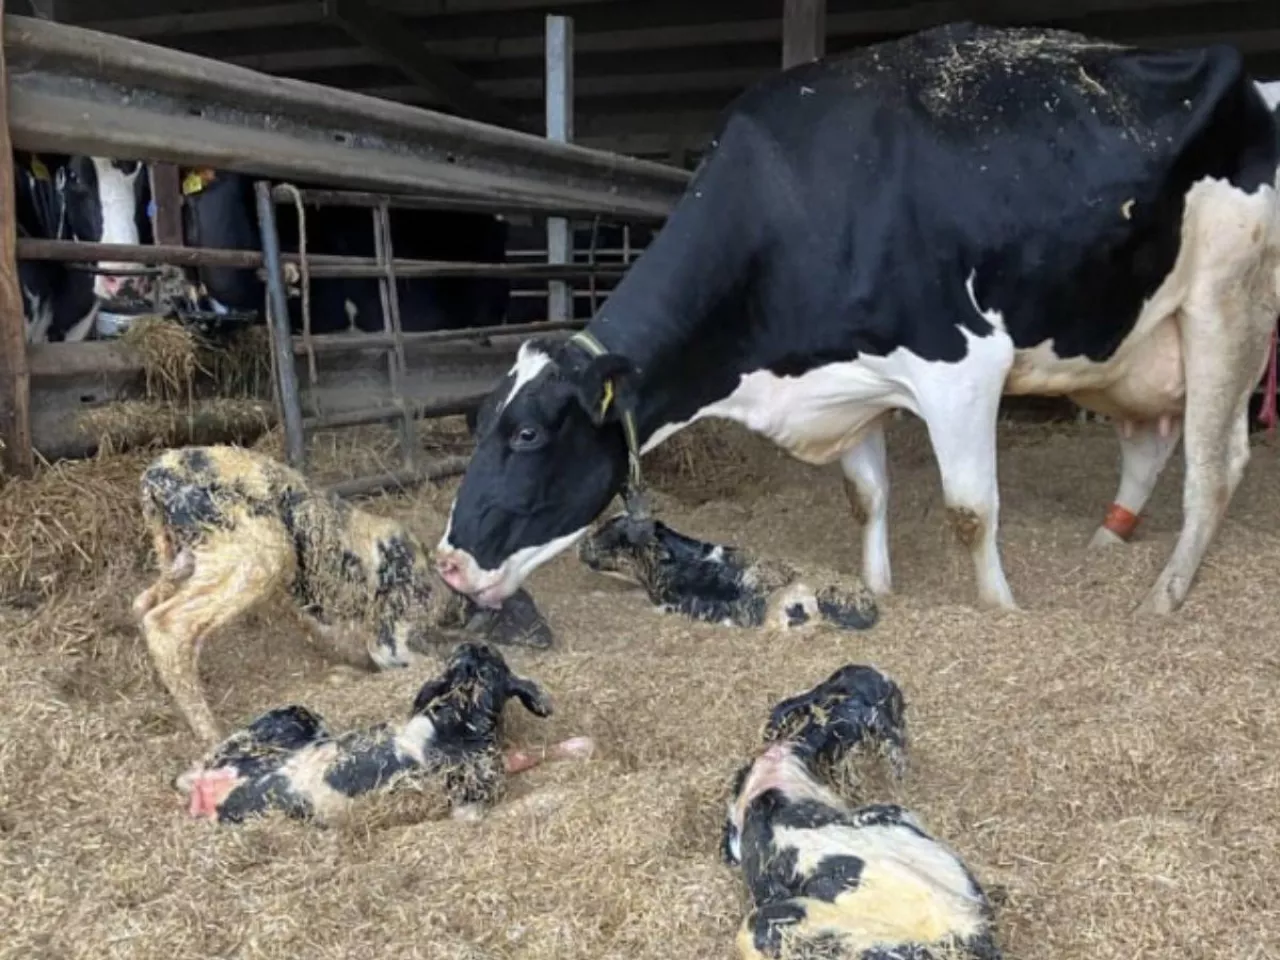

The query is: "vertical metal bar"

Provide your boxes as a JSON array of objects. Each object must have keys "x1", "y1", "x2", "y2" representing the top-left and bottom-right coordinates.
[
  {"x1": 0, "y1": 3, "x2": 33, "y2": 478},
  {"x1": 254, "y1": 180, "x2": 306, "y2": 470},
  {"x1": 782, "y1": 0, "x2": 826, "y2": 68},
  {"x1": 545, "y1": 14, "x2": 574, "y2": 323},
  {"x1": 372, "y1": 201, "x2": 415, "y2": 469}
]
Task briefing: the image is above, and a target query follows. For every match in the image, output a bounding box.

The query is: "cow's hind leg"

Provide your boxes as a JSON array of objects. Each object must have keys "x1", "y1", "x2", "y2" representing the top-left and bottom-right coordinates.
[
  {"x1": 1137, "y1": 178, "x2": 1279, "y2": 615},
  {"x1": 915, "y1": 334, "x2": 1017, "y2": 610},
  {"x1": 141, "y1": 527, "x2": 293, "y2": 743},
  {"x1": 840, "y1": 417, "x2": 892, "y2": 595},
  {"x1": 1089, "y1": 419, "x2": 1182, "y2": 548}
]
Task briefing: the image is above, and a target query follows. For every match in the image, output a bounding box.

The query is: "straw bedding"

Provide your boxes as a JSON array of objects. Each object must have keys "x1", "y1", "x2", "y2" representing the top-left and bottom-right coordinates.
[{"x1": 3, "y1": 414, "x2": 1280, "y2": 960}]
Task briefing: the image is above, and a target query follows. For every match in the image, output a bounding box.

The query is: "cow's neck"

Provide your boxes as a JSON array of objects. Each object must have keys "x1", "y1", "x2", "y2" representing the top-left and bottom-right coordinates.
[{"x1": 578, "y1": 157, "x2": 762, "y2": 448}]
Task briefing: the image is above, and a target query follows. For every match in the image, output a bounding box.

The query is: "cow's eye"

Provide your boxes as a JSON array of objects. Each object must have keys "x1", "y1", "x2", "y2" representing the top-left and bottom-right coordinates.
[{"x1": 510, "y1": 425, "x2": 542, "y2": 450}]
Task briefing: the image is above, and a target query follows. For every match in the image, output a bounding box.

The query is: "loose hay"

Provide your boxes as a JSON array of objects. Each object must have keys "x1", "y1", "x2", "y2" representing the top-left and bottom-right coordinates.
[{"x1": 4, "y1": 415, "x2": 1280, "y2": 960}]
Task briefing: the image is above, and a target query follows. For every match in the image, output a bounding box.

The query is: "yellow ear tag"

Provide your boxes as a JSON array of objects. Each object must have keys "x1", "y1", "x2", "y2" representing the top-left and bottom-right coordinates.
[
  {"x1": 182, "y1": 169, "x2": 215, "y2": 195},
  {"x1": 29, "y1": 156, "x2": 50, "y2": 181},
  {"x1": 599, "y1": 379, "x2": 615, "y2": 418}
]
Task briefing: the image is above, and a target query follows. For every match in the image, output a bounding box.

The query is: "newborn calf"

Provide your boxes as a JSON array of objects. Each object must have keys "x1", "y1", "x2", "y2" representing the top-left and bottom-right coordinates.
[
  {"x1": 177, "y1": 642, "x2": 593, "y2": 825},
  {"x1": 133, "y1": 444, "x2": 553, "y2": 744},
  {"x1": 763, "y1": 663, "x2": 908, "y2": 784},
  {"x1": 578, "y1": 513, "x2": 878, "y2": 631},
  {"x1": 722, "y1": 742, "x2": 1001, "y2": 960}
]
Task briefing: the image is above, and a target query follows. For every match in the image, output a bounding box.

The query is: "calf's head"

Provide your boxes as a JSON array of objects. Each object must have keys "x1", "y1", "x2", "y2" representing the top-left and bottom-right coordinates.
[
  {"x1": 763, "y1": 663, "x2": 908, "y2": 777},
  {"x1": 437, "y1": 337, "x2": 639, "y2": 608},
  {"x1": 411, "y1": 641, "x2": 553, "y2": 752}
]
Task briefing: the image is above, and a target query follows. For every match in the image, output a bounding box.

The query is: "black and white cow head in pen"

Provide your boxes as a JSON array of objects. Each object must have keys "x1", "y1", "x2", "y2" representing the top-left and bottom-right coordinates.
[
  {"x1": 437, "y1": 22, "x2": 1280, "y2": 617},
  {"x1": 56, "y1": 156, "x2": 155, "y2": 306}
]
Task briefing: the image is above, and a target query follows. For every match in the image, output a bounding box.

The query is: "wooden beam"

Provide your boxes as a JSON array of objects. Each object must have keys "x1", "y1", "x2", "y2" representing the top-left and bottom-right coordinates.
[
  {"x1": 148, "y1": 162, "x2": 184, "y2": 247},
  {"x1": 783, "y1": 0, "x2": 826, "y2": 68},
  {"x1": 0, "y1": 1, "x2": 34, "y2": 478},
  {"x1": 78, "y1": 2, "x2": 323, "y2": 38},
  {"x1": 320, "y1": 0, "x2": 524, "y2": 129},
  {"x1": 545, "y1": 14, "x2": 574, "y2": 323}
]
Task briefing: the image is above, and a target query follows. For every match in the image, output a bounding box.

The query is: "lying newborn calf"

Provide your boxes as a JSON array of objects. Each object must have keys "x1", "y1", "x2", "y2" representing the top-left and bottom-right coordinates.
[
  {"x1": 763, "y1": 663, "x2": 908, "y2": 785},
  {"x1": 176, "y1": 642, "x2": 592, "y2": 825},
  {"x1": 578, "y1": 513, "x2": 878, "y2": 631},
  {"x1": 722, "y1": 741, "x2": 1001, "y2": 960}
]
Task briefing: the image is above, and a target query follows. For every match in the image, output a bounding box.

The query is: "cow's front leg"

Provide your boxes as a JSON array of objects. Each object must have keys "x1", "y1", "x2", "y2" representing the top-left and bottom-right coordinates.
[
  {"x1": 1088, "y1": 417, "x2": 1182, "y2": 548},
  {"x1": 916, "y1": 338, "x2": 1017, "y2": 610},
  {"x1": 839, "y1": 418, "x2": 892, "y2": 595}
]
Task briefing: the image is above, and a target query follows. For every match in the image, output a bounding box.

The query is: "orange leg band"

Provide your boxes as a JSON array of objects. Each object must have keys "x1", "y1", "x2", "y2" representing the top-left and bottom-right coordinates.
[{"x1": 1102, "y1": 503, "x2": 1140, "y2": 541}]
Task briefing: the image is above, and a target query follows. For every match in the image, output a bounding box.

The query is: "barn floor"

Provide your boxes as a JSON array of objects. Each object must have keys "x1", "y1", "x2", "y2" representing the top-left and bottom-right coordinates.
[{"x1": 3, "y1": 414, "x2": 1280, "y2": 960}]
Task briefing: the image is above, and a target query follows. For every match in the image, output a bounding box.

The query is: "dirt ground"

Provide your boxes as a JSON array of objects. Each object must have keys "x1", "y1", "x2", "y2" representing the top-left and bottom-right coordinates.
[{"x1": 3, "y1": 413, "x2": 1279, "y2": 960}]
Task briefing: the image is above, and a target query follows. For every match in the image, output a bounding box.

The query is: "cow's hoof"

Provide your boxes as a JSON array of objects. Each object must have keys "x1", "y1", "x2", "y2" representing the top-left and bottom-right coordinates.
[{"x1": 1088, "y1": 526, "x2": 1126, "y2": 550}]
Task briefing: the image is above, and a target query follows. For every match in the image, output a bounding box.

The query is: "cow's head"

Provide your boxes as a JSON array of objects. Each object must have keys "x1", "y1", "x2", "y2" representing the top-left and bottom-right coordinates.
[
  {"x1": 436, "y1": 336, "x2": 639, "y2": 608},
  {"x1": 57, "y1": 156, "x2": 154, "y2": 303}
]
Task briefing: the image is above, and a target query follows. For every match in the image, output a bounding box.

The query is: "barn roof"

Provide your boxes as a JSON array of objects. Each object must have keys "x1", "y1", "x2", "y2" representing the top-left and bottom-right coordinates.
[{"x1": 38, "y1": 0, "x2": 1280, "y2": 165}]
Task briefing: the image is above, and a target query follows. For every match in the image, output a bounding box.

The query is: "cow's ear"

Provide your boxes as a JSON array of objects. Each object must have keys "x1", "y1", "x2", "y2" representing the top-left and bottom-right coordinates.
[{"x1": 573, "y1": 353, "x2": 638, "y2": 426}]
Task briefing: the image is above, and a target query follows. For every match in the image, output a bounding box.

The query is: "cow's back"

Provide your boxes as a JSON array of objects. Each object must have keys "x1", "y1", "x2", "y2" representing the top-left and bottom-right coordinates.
[{"x1": 691, "y1": 22, "x2": 1277, "y2": 367}]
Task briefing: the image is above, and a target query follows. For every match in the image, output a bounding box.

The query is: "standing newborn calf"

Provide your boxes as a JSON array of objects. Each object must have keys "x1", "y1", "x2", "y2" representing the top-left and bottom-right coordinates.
[
  {"x1": 722, "y1": 742, "x2": 1001, "y2": 960},
  {"x1": 178, "y1": 641, "x2": 593, "y2": 824},
  {"x1": 578, "y1": 513, "x2": 878, "y2": 630},
  {"x1": 133, "y1": 445, "x2": 554, "y2": 744}
]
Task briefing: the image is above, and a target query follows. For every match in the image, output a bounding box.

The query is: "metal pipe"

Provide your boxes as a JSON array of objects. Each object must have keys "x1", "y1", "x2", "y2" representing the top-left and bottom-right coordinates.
[
  {"x1": 5, "y1": 15, "x2": 688, "y2": 221},
  {"x1": 267, "y1": 185, "x2": 557, "y2": 217},
  {"x1": 288, "y1": 318, "x2": 586, "y2": 354},
  {"x1": 254, "y1": 180, "x2": 307, "y2": 470},
  {"x1": 303, "y1": 395, "x2": 484, "y2": 433},
  {"x1": 328, "y1": 456, "x2": 471, "y2": 500},
  {"x1": 16, "y1": 237, "x2": 626, "y2": 279}
]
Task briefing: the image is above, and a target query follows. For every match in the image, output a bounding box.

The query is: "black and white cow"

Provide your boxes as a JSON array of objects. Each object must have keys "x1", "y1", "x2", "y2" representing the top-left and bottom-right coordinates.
[
  {"x1": 435, "y1": 23, "x2": 1280, "y2": 617},
  {"x1": 13, "y1": 152, "x2": 152, "y2": 342},
  {"x1": 178, "y1": 167, "x2": 511, "y2": 335}
]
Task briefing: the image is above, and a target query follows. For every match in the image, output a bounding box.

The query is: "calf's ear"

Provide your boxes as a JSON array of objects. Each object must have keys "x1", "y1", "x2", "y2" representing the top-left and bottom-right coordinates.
[
  {"x1": 573, "y1": 353, "x2": 639, "y2": 427},
  {"x1": 507, "y1": 676, "x2": 554, "y2": 718}
]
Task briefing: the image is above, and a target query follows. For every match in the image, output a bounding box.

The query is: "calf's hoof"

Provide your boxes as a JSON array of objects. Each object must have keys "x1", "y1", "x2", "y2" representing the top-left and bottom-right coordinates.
[
  {"x1": 816, "y1": 584, "x2": 879, "y2": 630},
  {"x1": 467, "y1": 588, "x2": 554, "y2": 649}
]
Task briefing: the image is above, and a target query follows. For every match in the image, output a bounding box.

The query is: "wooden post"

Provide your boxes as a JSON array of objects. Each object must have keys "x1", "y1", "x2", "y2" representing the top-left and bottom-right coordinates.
[
  {"x1": 0, "y1": 2, "x2": 34, "y2": 478},
  {"x1": 545, "y1": 14, "x2": 574, "y2": 323},
  {"x1": 782, "y1": 0, "x2": 826, "y2": 69},
  {"x1": 148, "y1": 163, "x2": 184, "y2": 247}
]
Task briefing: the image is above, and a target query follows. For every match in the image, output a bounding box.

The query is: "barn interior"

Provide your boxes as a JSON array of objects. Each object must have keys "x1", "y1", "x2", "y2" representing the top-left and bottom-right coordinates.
[{"x1": 3, "y1": 3, "x2": 1280, "y2": 960}]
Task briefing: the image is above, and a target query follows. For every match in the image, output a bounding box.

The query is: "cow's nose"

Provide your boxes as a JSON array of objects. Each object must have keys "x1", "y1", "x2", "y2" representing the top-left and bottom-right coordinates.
[
  {"x1": 436, "y1": 552, "x2": 468, "y2": 591},
  {"x1": 98, "y1": 275, "x2": 125, "y2": 298}
]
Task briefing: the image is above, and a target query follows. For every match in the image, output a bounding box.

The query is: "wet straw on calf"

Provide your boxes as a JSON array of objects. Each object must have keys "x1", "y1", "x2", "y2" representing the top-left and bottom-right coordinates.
[
  {"x1": 132, "y1": 445, "x2": 554, "y2": 745},
  {"x1": 763, "y1": 663, "x2": 909, "y2": 789},
  {"x1": 720, "y1": 666, "x2": 999, "y2": 960},
  {"x1": 577, "y1": 512, "x2": 879, "y2": 630},
  {"x1": 176, "y1": 641, "x2": 594, "y2": 825},
  {"x1": 722, "y1": 743, "x2": 1002, "y2": 960}
]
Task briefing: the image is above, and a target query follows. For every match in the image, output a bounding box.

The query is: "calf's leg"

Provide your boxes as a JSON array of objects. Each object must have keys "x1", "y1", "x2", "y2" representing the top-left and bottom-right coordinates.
[
  {"x1": 839, "y1": 418, "x2": 892, "y2": 595},
  {"x1": 1137, "y1": 176, "x2": 1280, "y2": 615},
  {"x1": 140, "y1": 526, "x2": 293, "y2": 743}
]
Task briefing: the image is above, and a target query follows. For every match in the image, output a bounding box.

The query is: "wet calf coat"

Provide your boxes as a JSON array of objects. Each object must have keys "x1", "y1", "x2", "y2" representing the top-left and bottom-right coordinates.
[
  {"x1": 577, "y1": 512, "x2": 879, "y2": 630},
  {"x1": 132, "y1": 445, "x2": 552, "y2": 745},
  {"x1": 176, "y1": 642, "x2": 583, "y2": 824},
  {"x1": 723, "y1": 744, "x2": 1000, "y2": 960}
]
